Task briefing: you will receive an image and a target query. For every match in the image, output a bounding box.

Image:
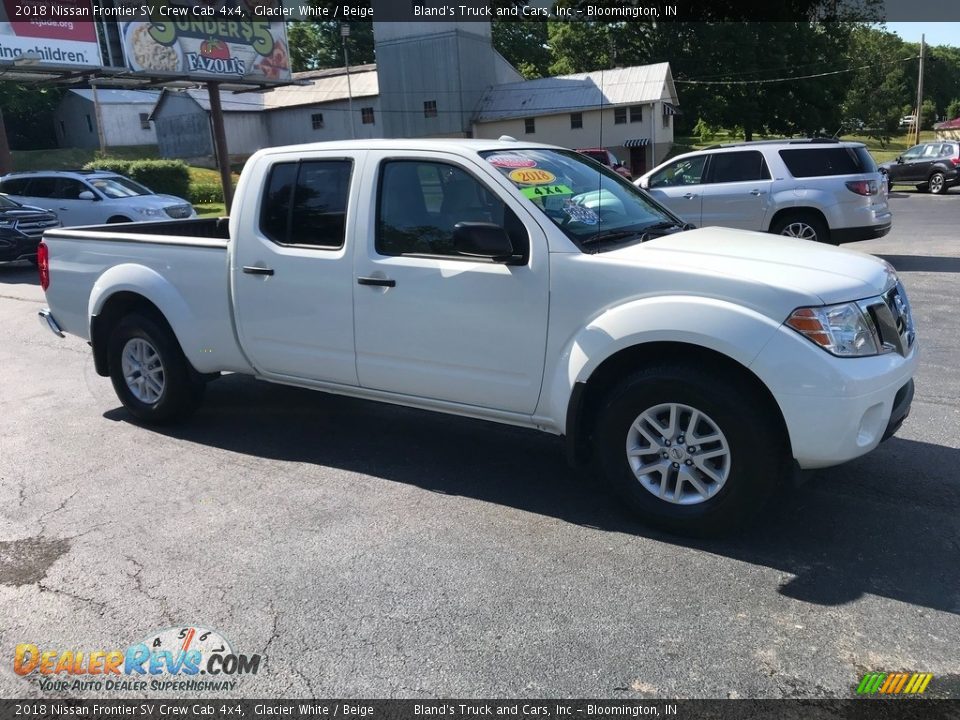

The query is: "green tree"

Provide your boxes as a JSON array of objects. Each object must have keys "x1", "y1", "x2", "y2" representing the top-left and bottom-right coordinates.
[
  {"x1": 492, "y1": 21, "x2": 551, "y2": 79},
  {"x1": 920, "y1": 98, "x2": 937, "y2": 129},
  {"x1": 0, "y1": 82, "x2": 63, "y2": 151},
  {"x1": 841, "y1": 27, "x2": 910, "y2": 143},
  {"x1": 286, "y1": 21, "x2": 375, "y2": 72},
  {"x1": 947, "y1": 98, "x2": 960, "y2": 121}
]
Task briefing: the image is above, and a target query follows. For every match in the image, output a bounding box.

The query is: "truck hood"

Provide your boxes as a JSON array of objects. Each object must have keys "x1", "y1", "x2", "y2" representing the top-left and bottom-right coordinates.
[
  {"x1": 0, "y1": 203, "x2": 54, "y2": 217},
  {"x1": 603, "y1": 226, "x2": 897, "y2": 307}
]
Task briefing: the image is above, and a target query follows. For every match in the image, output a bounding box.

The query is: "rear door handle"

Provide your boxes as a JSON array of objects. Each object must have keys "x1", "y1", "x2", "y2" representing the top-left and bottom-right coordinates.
[
  {"x1": 683, "y1": 193, "x2": 698, "y2": 199},
  {"x1": 242, "y1": 266, "x2": 274, "y2": 276},
  {"x1": 357, "y1": 277, "x2": 396, "y2": 287}
]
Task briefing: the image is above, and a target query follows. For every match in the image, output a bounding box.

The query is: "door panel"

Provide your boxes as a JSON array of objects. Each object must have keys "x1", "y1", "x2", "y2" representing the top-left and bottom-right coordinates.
[
  {"x1": 232, "y1": 155, "x2": 358, "y2": 385},
  {"x1": 353, "y1": 153, "x2": 549, "y2": 414},
  {"x1": 644, "y1": 154, "x2": 708, "y2": 225},
  {"x1": 699, "y1": 150, "x2": 772, "y2": 230}
]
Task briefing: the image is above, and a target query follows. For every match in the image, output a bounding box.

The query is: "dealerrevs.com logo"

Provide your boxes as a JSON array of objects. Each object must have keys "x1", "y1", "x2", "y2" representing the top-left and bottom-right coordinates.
[{"x1": 15, "y1": 626, "x2": 262, "y2": 693}]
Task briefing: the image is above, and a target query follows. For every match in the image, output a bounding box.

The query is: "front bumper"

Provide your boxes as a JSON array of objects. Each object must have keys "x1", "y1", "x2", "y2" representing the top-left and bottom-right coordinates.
[
  {"x1": 751, "y1": 327, "x2": 918, "y2": 470},
  {"x1": 0, "y1": 232, "x2": 41, "y2": 262}
]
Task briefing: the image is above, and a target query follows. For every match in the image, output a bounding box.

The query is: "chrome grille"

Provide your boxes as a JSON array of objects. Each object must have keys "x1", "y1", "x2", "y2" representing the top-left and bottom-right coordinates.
[
  {"x1": 868, "y1": 282, "x2": 914, "y2": 356},
  {"x1": 15, "y1": 216, "x2": 60, "y2": 237},
  {"x1": 164, "y1": 204, "x2": 193, "y2": 219}
]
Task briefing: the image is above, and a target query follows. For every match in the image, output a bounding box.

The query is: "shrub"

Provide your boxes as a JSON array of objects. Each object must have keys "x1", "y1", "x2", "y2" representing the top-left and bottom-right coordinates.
[
  {"x1": 81, "y1": 158, "x2": 190, "y2": 199},
  {"x1": 188, "y1": 181, "x2": 224, "y2": 205}
]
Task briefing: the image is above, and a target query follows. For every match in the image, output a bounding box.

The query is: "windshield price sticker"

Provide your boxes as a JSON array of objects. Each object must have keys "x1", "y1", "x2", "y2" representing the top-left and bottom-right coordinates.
[
  {"x1": 521, "y1": 184, "x2": 573, "y2": 199},
  {"x1": 486, "y1": 154, "x2": 537, "y2": 169},
  {"x1": 562, "y1": 202, "x2": 600, "y2": 225},
  {"x1": 508, "y1": 168, "x2": 556, "y2": 185}
]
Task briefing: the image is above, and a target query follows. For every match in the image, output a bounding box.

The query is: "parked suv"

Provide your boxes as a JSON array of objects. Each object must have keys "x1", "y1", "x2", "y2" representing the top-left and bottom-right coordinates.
[
  {"x1": 0, "y1": 170, "x2": 195, "y2": 228},
  {"x1": 635, "y1": 139, "x2": 891, "y2": 244},
  {"x1": 879, "y1": 141, "x2": 959, "y2": 195},
  {"x1": 0, "y1": 193, "x2": 60, "y2": 263}
]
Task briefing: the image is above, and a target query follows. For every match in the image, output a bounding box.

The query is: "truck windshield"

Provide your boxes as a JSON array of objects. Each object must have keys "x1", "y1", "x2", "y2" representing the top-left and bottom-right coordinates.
[
  {"x1": 90, "y1": 176, "x2": 153, "y2": 199},
  {"x1": 480, "y1": 148, "x2": 684, "y2": 251}
]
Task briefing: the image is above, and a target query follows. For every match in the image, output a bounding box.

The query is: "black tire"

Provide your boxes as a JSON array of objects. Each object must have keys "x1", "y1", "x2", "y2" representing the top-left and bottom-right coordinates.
[
  {"x1": 928, "y1": 172, "x2": 948, "y2": 195},
  {"x1": 594, "y1": 363, "x2": 787, "y2": 536},
  {"x1": 770, "y1": 212, "x2": 832, "y2": 245},
  {"x1": 107, "y1": 216, "x2": 132, "y2": 224},
  {"x1": 107, "y1": 312, "x2": 204, "y2": 423}
]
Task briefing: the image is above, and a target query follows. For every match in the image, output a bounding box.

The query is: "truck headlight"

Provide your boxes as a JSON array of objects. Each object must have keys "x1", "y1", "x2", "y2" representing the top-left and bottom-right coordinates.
[
  {"x1": 134, "y1": 207, "x2": 166, "y2": 218},
  {"x1": 786, "y1": 301, "x2": 883, "y2": 357}
]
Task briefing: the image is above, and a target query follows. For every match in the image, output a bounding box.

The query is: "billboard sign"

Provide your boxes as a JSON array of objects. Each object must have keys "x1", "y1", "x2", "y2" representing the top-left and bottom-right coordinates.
[
  {"x1": 120, "y1": 18, "x2": 290, "y2": 82},
  {"x1": 0, "y1": 0, "x2": 102, "y2": 68}
]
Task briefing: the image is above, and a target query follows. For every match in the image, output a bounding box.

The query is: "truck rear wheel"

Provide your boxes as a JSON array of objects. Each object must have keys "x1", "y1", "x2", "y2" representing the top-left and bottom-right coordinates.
[
  {"x1": 107, "y1": 312, "x2": 203, "y2": 423},
  {"x1": 594, "y1": 363, "x2": 785, "y2": 536}
]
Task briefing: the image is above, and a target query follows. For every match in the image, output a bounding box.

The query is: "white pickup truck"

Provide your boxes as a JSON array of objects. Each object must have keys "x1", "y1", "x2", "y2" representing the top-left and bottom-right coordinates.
[{"x1": 37, "y1": 139, "x2": 917, "y2": 534}]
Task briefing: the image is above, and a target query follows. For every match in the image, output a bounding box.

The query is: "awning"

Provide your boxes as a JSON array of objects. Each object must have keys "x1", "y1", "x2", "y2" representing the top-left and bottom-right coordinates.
[
  {"x1": 623, "y1": 138, "x2": 650, "y2": 148},
  {"x1": 663, "y1": 102, "x2": 683, "y2": 116}
]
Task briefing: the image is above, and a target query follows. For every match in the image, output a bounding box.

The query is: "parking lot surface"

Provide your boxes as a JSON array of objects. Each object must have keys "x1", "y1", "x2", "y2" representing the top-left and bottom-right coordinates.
[{"x1": 1, "y1": 192, "x2": 958, "y2": 699}]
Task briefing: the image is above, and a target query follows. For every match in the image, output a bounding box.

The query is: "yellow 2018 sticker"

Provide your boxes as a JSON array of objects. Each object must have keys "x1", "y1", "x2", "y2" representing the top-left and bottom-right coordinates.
[
  {"x1": 508, "y1": 168, "x2": 556, "y2": 185},
  {"x1": 521, "y1": 184, "x2": 573, "y2": 199}
]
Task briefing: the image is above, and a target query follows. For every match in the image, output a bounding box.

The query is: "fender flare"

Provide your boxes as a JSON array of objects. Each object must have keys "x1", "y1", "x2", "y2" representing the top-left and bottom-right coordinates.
[{"x1": 542, "y1": 295, "x2": 784, "y2": 436}]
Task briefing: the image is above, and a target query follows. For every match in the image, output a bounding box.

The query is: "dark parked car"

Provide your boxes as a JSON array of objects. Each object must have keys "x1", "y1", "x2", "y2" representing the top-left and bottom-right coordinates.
[
  {"x1": 879, "y1": 141, "x2": 959, "y2": 195},
  {"x1": 0, "y1": 193, "x2": 60, "y2": 264}
]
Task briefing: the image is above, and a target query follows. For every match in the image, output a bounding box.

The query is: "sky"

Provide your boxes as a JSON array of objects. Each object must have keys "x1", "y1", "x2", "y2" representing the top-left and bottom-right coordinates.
[{"x1": 884, "y1": 23, "x2": 960, "y2": 47}]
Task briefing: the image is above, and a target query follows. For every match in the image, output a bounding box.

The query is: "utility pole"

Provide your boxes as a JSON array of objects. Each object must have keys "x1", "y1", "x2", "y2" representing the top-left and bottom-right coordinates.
[
  {"x1": 915, "y1": 34, "x2": 925, "y2": 146},
  {"x1": 207, "y1": 81, "x2": 234, "y2": 212},
  {"x1": 90, "y1": 80, "x2": 107, "y2": 155},
  {"x1": 342, "y1": 22, "x2": 355, "y2": 139}
]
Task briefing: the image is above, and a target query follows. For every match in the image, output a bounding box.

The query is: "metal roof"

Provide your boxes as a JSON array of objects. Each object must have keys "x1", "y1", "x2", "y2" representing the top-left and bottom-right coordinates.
[
  {"x1": 67, "y1": 89, "x2": 161, "y2": 105},
  {"x1": 475, "y1": 63, "x2": 677, "y2": 123},
  {"x1": 934, "y1": 117, "x2": 960, "y2": 130}
]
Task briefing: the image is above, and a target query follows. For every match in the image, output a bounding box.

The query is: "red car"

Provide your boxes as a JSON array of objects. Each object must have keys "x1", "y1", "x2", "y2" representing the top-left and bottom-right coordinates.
[{"x1": 576, "y1": 148, "x2": 633, "y2": 180}]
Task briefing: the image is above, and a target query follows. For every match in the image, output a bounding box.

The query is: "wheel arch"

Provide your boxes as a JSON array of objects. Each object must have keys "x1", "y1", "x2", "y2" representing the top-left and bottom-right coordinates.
[
  {"x1": 767, "y1": 206, "x2": 830, "y2": 234},
  {"x1": 565, "y1": 341, "x2": 792, "y2": 467}
]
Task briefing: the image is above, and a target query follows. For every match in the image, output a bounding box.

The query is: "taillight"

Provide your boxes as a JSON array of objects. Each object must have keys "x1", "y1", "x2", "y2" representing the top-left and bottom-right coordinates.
[
  {"x1": 845, "y1": 180, "x2": 878, "y2": 196},
  {"x1": 950, "y1": 157, "x2": 960, "y2": 167},
  {"x1": 37, "y1": 241, "x2": 49, "y2": 291}
]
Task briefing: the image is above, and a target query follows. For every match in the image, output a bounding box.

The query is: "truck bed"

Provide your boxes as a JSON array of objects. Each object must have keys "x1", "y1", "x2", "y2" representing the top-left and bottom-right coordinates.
[{"x1": 53, "y1": 217, "x2": 231, "y2": 241}]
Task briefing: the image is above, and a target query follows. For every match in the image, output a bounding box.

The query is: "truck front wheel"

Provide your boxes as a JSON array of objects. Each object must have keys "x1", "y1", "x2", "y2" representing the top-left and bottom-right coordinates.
[
  {"x1": 107, "y1": 313, "x2": 204, "y2": 423},
  {"x1": 594, "y1": 363, "x2": 786, "y2": 536}
]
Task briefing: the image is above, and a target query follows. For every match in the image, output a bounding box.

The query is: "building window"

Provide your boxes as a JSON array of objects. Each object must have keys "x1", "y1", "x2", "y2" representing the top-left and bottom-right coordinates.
[
  {"x1": 614, "y1": 107, "x2": 627, "y2": 124},
  {"x1": 58, "y1": 120, "x2": 65, "y2": 136},
  {"x1": 85, "y1": 114, "x2": 93, "y2": 133},
  {"x1": 630, "y1": 105, "x2": 643, "y2": 123},
  {"x1": 361, "y1": 107, "x2": 375, "y2": 125},
  {"x1": 424, "y1": 100, "x2": 437, "y2": 118},
  {"x1": 663, "y1": 112, "x2": 670, "y2": 129},
  {"x1": 139, "y1": 113, "x2": 150, "y2": 130},
  {"x1": 570, "y1": 112, "x2": 583, "y2": 129},
  {"x1": 524, "y1": 117, "x2": 535, "y2": 134},
  {"x1": 311, "y1": 113, "x2": 324, "y2": 130}
]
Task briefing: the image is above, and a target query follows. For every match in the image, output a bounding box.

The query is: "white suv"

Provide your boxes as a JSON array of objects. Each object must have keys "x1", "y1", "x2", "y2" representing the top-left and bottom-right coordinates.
[
  {"x1": 636, "y1": 140, "x2": 891, "y2": 245},
  {"x1": 0, "y1": 170, "x2": 195, "y2": 228}
]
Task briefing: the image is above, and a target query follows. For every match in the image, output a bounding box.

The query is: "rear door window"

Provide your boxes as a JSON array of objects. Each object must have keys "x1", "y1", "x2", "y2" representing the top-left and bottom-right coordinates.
[
  {"x1": 778, "y1": 147, "x2": 877, "y2": 177},
  {"x1": 706, "y1": 151, "x2": 770, "y2": 183},
  {"x1": 23, "y1": 177, "x2": 58, "y2": 198},
  {"x1": 258, "y1": 159, "x2": 352, "y2": 248}
]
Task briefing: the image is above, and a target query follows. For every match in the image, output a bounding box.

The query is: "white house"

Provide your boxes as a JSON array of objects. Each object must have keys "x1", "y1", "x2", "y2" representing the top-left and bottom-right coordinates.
[
  {"x1": 54, "y1": 89, "x2": 160, "y2": 149},
  {"x1": 473, "y1": 64, "x2": 680, "y2": 176}
]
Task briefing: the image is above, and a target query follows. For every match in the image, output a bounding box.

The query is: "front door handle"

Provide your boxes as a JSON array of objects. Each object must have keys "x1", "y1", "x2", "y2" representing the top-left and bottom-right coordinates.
[
  {"x1": 683, "y1": 193, "x2": 698, "y2": 199},
  {"x1": 242, "y1": 266, "x2": 274, "y2": 276},
  {"x1": 749, "y1": 189, "x2": 763, "y2": 196},
  {"x1": 357, "y1": 277, "x2": 396, "y2": 288}
]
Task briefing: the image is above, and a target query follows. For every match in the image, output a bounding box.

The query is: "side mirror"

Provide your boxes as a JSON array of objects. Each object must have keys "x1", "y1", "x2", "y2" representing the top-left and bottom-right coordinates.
[
  {"x1": 638, "y1": 178, "x2": 649, "y2": 189},
  {"x1": 453, "y1": 222, "x2": 515, "y2": 262},
  {"x1": 78, "y1": 191, "x2": 97, "y2": 200},
  {"x1": 896, "y1": 156, "x2": 903, "y2": 164}
]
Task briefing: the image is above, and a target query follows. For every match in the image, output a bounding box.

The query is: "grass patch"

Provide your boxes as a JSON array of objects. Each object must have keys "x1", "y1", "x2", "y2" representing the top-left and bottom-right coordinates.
[{"x1": 194, "y1": 202, "x2": 226, "y2": 217}]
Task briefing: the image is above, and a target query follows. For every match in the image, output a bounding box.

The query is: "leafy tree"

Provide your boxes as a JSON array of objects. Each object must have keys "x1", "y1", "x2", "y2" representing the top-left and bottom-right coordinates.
[
  {"x1": 920, "y1": 98, "x2": 937, "y2": 129},
  {"x1": 0, "y1": 82, "x2": 63, "y2": 151},
  {"x1": 492, "y1": 21, "x2": 551, "y2": 79},
  {"x1": 841, "y1": 27, "x2": 910, "y2": 143},
  {"x1": 947, "y1": 98, "x2": 960, "y2": 121},
  {"x1": 286, "y1": 21, "x2": 375, "y2": 72}
]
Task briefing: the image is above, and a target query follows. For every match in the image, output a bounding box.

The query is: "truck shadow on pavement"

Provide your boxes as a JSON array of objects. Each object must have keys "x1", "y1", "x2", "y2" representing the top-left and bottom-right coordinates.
[
  {"x1": 878, "y1": 254, "x2": 960, "y2": 273},
  {"x1": 105, "y1": 374, "x2": 959, "y2": 616}
]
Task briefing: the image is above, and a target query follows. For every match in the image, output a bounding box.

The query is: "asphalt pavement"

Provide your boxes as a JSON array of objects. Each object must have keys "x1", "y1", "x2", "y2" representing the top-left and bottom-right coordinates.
[{"x1": 1, "y1": 191, "x2": 957, "y2": 699}]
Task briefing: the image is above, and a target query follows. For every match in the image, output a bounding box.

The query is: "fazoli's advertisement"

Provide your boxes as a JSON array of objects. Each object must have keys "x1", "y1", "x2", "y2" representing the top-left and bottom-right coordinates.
[
  {"x1": 0, "y1": 0, "x2": 102, "y2": 68},
  {"x1": 119, "y1": 15, "x2": 290, "y2": 82}
]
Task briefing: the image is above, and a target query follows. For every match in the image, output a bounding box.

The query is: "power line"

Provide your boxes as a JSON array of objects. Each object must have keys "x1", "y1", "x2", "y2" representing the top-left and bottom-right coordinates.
[{"x1": 675, "y1": 55, "x2": 920, "y2": 85}]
